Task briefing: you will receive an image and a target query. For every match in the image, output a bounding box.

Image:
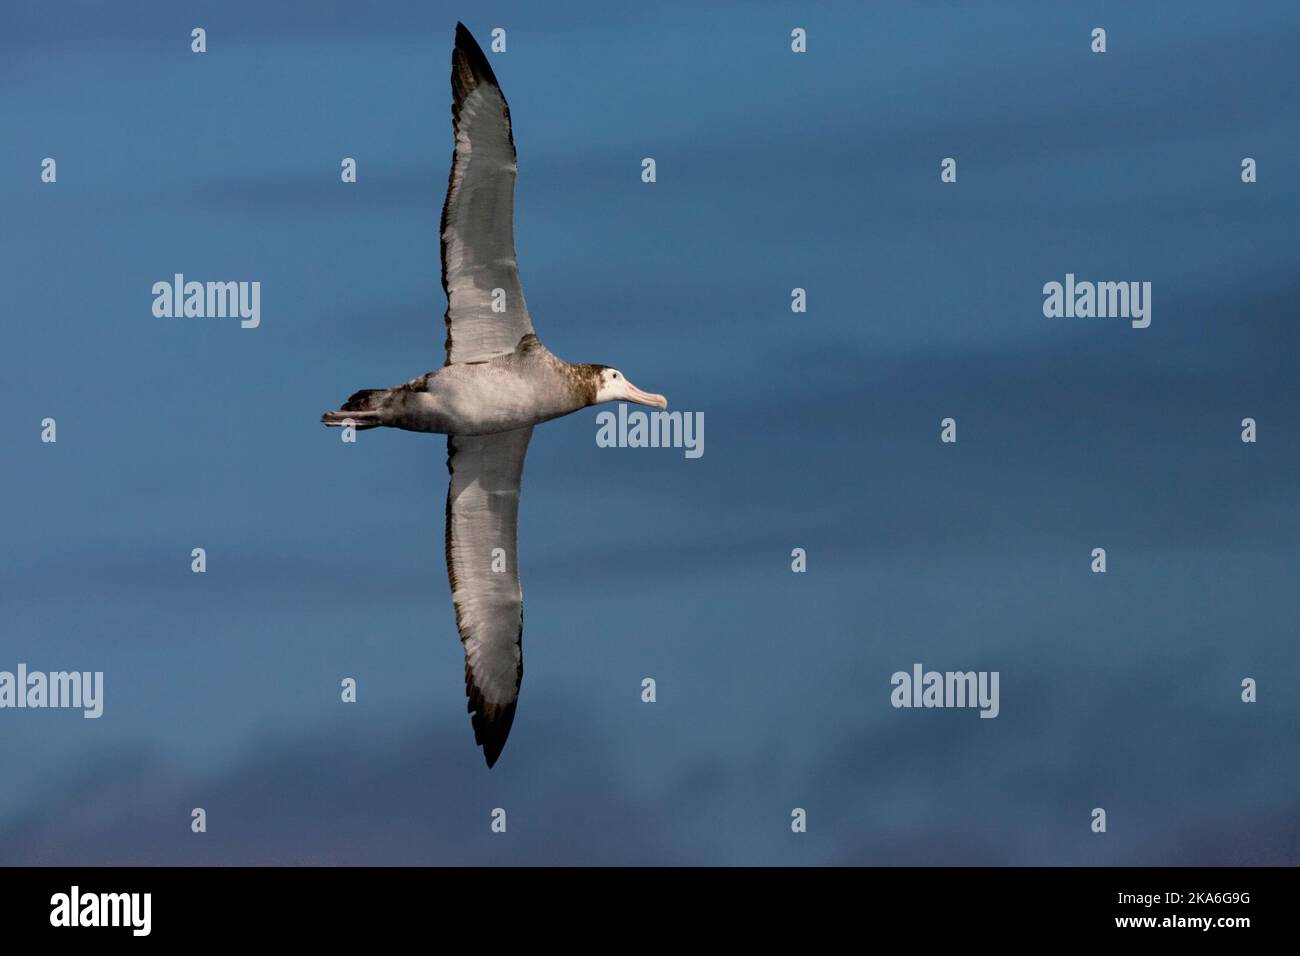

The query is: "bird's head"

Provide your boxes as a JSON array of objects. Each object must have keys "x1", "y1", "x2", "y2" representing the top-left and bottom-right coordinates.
[{"x1": 590, "y1": 366, "x2": 668, "y2": 409}]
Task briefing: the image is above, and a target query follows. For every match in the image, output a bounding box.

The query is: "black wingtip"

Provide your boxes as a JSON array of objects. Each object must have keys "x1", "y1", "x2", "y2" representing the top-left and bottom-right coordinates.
[
  {"x1": 473, "y1": 700, "x2": 517, "y2": 769},
  {"x1": 452, "y1": 22, "x2": 500, "y2": 90}
]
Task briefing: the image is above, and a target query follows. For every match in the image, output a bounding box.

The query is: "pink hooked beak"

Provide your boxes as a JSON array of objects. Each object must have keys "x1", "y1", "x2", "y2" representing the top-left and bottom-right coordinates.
[{"x1": 625, "y1": 380, "x2": 668, "y2": 409}]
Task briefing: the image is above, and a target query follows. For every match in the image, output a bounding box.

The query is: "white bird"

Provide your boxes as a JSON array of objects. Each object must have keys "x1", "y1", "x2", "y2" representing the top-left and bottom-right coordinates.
[{"x1": 322, "y1": 23, "x2": 667, "y2": 767}]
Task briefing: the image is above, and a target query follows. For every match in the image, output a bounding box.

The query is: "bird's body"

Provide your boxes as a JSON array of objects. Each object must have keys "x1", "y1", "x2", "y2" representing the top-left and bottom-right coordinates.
[
  {"x1": 321, "y1": 23, "x2": 666, "y2": 768},
  {"x1": 326, "y1": 335, "x2": 598, "y2": 436}
]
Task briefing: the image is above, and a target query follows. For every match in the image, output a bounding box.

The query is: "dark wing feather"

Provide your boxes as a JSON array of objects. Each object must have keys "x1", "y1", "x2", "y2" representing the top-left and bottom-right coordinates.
[
  {"x1": 445, "y1": 426, "x2": 532, "y2": 767},
  {"x1": 441, "y1": 23, "x2": 534, "y2": 365}
]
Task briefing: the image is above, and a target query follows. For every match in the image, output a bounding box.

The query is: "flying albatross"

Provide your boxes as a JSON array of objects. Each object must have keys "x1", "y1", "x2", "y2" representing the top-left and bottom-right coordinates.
[{"x1": 322, "y1": 23, "x2": 667, "y2": 767}]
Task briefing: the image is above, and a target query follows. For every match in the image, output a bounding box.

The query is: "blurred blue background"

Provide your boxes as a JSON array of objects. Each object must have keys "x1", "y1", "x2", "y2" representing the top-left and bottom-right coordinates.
[{"x1": 2, "y1": 0, "x2": 1298, "y2": 865}]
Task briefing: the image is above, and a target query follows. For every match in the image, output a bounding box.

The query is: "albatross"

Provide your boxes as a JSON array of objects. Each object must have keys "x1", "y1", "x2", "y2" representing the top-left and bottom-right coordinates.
[{"x1": 322, "y1": 23, "x2": 667, "y2": 767}]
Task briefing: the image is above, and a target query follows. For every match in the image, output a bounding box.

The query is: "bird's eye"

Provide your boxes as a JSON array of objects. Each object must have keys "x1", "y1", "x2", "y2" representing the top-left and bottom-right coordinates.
[{"x1": 612, "y1": 372, "x2": 620, "y2": 379}]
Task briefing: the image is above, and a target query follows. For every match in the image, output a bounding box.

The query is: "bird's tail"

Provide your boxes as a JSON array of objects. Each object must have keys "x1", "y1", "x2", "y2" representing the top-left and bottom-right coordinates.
[
  {"x1": 321, "y1": 388, "x2": 389, "y2": 429},
  {"x1": 342, "y1": 388, "x2": 387, "y2": 412}
]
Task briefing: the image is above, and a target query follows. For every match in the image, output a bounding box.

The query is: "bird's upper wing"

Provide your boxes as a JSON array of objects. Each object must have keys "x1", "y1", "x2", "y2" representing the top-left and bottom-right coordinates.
[
  {"x1": 445, "y1": 425, "x2": 533, "y2": 767},
  {"x1": 441, "y1": 22, "x2": 534, "y2": 365}
]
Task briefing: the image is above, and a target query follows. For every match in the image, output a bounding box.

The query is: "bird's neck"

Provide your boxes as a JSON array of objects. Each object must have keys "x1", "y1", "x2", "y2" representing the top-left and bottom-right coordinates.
[{"x1": 551, "y1": 357, "x2": 602, "y2": 409}]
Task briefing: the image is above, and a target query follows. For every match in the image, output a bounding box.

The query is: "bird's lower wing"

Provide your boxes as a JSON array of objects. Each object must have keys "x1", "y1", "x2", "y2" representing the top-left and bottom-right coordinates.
[{"x1": 444, "y1": 426, "x2": 533, "y2": 767}]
